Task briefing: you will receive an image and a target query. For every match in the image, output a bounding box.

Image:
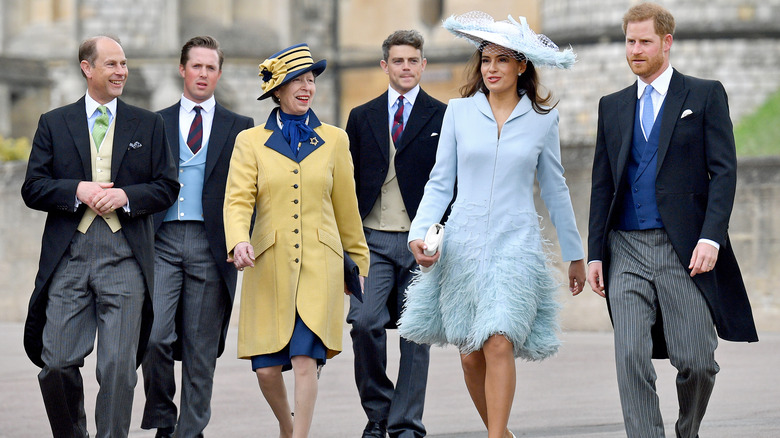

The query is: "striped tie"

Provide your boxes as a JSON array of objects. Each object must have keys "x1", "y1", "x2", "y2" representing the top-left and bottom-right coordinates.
[
  {"x1": 92, "y1": 105, "x2": 109, "y2": 150},
  {"x1": 391, "y1": 96, "x2": 404, "y2": 144},
  {"x1": 187, "y1": 105, "x2": 203, "y2": 154}
]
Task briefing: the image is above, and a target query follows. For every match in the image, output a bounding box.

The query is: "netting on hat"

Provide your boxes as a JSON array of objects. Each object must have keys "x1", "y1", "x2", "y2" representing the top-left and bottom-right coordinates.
[
  {"x1": 478, "y1": 40, "x2": 527, "y2": 62},
  {"x1": 443, "y1": 11, "x2": 576, "y2": 69}
]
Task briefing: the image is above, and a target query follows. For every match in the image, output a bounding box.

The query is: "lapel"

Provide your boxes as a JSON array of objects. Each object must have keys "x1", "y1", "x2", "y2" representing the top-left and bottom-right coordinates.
[
  {"x1": 160, "y1": 103, "x2": 181, "y2": 166},
  {"x1": 396, "y1": 90, "x2": 431, "y2": 153},
  {"x1": 656, "y1": 69, "x2": 687, "y2": 175},
  {"x1": 263, "y1": 108, "x2": 325, "y2": 163},
  {"x1": 614, "y1": 84, "x2": 638, "y2": 187},
  {"x1": 367, "y1": 92, "x2": 390, "y2": 163},
  {"x1": 67, "y1": 97, "x2": 93, "y2": 180},
  {"x1": 111, "y1": 99, "x2": 136, "y2": 178},
  {"x1": 205, "y1": 103, "x2": 232, "y2": 180}
]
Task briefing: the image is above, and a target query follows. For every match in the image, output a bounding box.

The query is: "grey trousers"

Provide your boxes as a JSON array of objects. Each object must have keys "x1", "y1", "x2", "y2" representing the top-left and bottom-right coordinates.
[
  {"x1": 609, "y1": 229, "x2": 718, "y2": 438},
  {"x1": 347, "y1": 229, "x2": 430, "y2": 438},
  {"x1": 141, "y1": 221, "x2": 227, "y2": 437},
  {"x1": 39, "y1": 218, "x2": 145, "y2": 438}
]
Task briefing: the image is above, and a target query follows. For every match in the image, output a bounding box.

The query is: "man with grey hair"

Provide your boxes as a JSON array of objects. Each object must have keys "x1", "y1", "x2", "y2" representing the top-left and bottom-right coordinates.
[
  {"x1": 22, "y1": 35, "x2": 178, "y2": 437},
  {"x1": 346, "y1": 30, "x2": 447, "y2": 438}
]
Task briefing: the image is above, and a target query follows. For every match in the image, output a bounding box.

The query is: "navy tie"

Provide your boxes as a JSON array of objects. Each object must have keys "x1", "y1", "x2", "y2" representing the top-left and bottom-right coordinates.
[
  {"x1": 641, "y1": 85, "x2": 654, "y2": 139},
  {"x1": 391, "y1": 96, "x2": 404, "y2": 144},
  {"x1": 187, "y1": 105, "x2": 203, "y2": 154}
]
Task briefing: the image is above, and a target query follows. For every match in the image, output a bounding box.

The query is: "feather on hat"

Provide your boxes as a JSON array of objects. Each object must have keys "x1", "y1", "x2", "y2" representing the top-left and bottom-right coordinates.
[{"x1": 443, "y1": 11, "x2": 575, "y2": 69}]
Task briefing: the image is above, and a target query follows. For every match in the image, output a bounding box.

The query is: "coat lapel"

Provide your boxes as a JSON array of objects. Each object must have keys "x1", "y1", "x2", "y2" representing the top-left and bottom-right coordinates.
[
  {"x1": 396, "y1": 90, "x2": 431, "y2": 153},
  {"x1": 263, "y1": 109, "x2": 325, "y2": 163},
  {"x1": 67, "y1": 97, "x2": 92, "y2": 180},
  {"x1": 111, "y1": 99, "x2": 135, "y2": 178},
  {"x1": 367, "y1": 92, "x2": 390, "y2": 163},
  {"x1": 206, "y1": 103, "x2": 231, "y2": 180},
  {"x1": 160, "y1": 103, "x2": 181, "y2": 167},
  {"x1": 656, "y1": 70, "x2": 687, "y2": 175},
  {"x1": 614, "y1": 85, "x2": 637, "y2": 187}
]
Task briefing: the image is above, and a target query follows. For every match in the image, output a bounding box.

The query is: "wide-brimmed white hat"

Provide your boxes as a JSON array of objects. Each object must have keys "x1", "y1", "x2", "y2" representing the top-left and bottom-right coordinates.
[{"x1": 443, "y1": 11, "x2": 575, "y2": 69}]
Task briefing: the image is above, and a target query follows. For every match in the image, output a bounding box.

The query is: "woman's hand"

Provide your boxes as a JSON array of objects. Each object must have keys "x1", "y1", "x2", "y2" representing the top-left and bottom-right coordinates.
[
  {"x1": 569, "y1": 259, "x2": 586, "y2": 295},
  {"x1": 228, "y1": 241, "x2": 255, "y2": 271},
  {"x1": 409, "y1": 239, "x2": 440, "y2": 268}
]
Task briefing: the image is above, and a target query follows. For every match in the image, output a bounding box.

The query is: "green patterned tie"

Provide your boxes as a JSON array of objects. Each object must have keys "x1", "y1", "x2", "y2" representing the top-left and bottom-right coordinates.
[{"x1": 92, "y1": 105, "x2": 109, "y2": 150}]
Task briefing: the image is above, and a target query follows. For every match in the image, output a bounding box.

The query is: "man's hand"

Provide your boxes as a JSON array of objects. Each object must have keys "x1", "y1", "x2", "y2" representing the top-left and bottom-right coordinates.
[
  {"x1": 92, "y1": 187, "x2": 128, "y2": 216},
  {"x1": 689, "y1": 241, "x2": 719, "y2": 277},
  {"x1": 586, "y1": 261, "x2": 606, "y2": 298},
  {"x1": 77, "y1": 181, "x2": 119, "y2": 215}
]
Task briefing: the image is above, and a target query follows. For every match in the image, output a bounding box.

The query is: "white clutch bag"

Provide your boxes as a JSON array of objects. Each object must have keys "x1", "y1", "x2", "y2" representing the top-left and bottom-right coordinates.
[{"x1": 420, "y1": 223, "x2": 444, "y2": 273}]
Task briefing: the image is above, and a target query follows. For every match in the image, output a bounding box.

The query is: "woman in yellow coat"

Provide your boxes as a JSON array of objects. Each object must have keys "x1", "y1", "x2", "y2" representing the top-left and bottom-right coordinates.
[{"x1": 224, "y1": 43, "x2": 369, "y2": 437}]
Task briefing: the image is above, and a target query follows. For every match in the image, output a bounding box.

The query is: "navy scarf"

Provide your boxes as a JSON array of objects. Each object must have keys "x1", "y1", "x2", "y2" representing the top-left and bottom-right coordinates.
[{"x1": 279, "y1": 109, "x2": 315, "y2": 157}]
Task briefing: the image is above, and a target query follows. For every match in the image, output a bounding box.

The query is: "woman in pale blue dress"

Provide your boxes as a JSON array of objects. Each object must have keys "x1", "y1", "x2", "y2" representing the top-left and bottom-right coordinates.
[{"x1": 398, "y1": 12, "x2": 586, "y2": 438}]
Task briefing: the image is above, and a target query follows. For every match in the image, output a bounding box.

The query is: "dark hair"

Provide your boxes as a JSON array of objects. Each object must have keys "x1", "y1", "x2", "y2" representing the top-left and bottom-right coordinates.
[
  {"x1": 180, "y1": 35, "x2": 224, "y2": 70},
  {"x1": 459, "y1": 47, "x2": 556, "y2": 115},
  {"x1": 622, "y1": 2, "x2": 675, "y2": 37},
  {"x1": 78, "y1": 35, "x2": 122, "y2": 78},
  {"x1": 382, "y1": 30, "x2": 424, "y2": 61}
]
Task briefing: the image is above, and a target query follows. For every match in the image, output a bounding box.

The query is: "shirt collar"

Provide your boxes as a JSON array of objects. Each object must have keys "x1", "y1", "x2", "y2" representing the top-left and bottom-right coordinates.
[
  {"x1": 181, "y1": 95, "x2": 216, "y2": 113},
  {"x1": 388, "y1": 84, "x2": 420, "y2": 109},
  {"x1": 637, "y1": 64, "x2": 673, "y2": 99},
  {"x1": 85, "y1": 92, "x2": 117, "y2": 118}
]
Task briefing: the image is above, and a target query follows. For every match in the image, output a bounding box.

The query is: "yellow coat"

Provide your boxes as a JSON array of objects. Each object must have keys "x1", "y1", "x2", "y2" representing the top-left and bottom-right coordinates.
[{"x1": 224, "y1": 109, "x2": 369, "y2": 359}]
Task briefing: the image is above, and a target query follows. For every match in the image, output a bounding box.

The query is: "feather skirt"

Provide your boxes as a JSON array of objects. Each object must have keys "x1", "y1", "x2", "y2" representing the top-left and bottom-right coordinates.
[{"x1": 399, "y1": 209, "x2": 562, "y2": 361}]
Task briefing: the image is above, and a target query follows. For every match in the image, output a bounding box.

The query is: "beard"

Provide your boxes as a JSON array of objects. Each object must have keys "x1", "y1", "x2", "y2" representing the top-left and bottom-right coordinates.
[{"x1": 627, "y1": 51, "x2": 665, "y2": 79}]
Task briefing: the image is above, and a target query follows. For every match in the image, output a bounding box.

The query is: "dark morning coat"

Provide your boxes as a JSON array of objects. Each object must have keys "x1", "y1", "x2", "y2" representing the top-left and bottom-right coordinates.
[
  {"x1": 588, "y1": 69, "x2": 758, "y2": 357},
  {"x1": 346, "y1": 88, "x2": 446, "y2": 326},
  {"x1": 154, "y1": 101, "x2": 254, "y2": 359},
  {"x1": 346, "y1": 88, "x2": 447, "y2": 222},
  {"x1": 22, "y1": 97, "x2": 179, "y2": 368}
]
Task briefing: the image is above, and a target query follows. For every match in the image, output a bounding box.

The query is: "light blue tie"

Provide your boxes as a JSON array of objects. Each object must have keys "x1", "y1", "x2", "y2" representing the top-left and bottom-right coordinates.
[{"x1": 641, "y1": 85, "x2": 654, "y2": 139}]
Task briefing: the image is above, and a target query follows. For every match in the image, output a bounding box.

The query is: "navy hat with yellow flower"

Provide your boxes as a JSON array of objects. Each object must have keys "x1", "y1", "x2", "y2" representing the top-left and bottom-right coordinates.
[{"x1": 258, "y1": 43, "x2": 327, "y2": 100}]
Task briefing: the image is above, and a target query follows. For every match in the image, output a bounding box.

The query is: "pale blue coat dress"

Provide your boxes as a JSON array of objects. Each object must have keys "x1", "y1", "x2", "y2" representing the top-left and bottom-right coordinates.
[{"x1": 398, "y1": 91, "x2": 584, "y2": 360}]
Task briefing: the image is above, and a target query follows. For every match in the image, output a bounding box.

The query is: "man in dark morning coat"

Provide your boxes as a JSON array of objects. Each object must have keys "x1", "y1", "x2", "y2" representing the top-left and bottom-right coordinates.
[
  {"x1": 346, "y1": 30, "x2": 447, "y2": 438},
  {"x1": 21, "y1": 35, "x2": 179, "y2": 438},
  {"x1": 583, "y1": 3, "x2": 758, "y2": 437},
  {"x1": 140, "y1": 36, "x2": 253, "y2": 438}
]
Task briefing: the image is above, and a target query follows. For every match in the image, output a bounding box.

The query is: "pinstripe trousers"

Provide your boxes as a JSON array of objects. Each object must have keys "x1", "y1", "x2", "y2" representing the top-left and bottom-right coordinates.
[
  {"x1": 38, "y1": 219, "x2": 145, "y2": 438},
  {"x1": 608, "y1": 229, "x2": 718, "y2": 438}
]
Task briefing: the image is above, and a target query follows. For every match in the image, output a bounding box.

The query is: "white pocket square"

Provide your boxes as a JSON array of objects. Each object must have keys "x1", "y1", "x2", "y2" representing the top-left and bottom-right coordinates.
[
  {"x1": 680, "y1": 109, "x2": 693, "y2": 119},
  {"x1": 128, "y1": 141, "x2": 143, "y2": 150},
  {"x1": 430, "y1": 132, "x2": 439, "y2": 137}
]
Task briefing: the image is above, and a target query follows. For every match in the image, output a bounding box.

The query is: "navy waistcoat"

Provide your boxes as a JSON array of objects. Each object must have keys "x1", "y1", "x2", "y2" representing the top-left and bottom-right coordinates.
[{"x1": 616, "y1": 98, "x2": 665, "y2": 231}]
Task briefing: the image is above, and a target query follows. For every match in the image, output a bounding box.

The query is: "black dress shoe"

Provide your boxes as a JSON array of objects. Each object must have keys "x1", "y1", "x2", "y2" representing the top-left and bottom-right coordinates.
[
  {"x1": 155, "y1": 426, "x2": 175, "y2": 438},
  {"x1": 362, "y1": 421, "x2": 387, "y2": 438}
]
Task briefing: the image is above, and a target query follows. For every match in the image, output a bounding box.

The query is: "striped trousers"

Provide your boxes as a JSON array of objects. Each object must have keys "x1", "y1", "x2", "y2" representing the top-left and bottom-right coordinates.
[{"x1": 608, "y1": 229, "x2": 718, "y2": 438}]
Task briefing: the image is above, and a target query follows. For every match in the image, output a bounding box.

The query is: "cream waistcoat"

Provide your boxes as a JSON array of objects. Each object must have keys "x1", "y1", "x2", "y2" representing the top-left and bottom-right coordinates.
[{"x1": 77, "y1": 120, "x2": 121, "y2": 233}]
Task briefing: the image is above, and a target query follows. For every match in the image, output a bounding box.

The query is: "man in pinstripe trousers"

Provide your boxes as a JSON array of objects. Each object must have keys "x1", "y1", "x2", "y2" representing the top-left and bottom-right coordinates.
[
  {"x1": 22, "y1": 36, "x2": 178, "y2": 437},
  {"x1": 583, "y1": 3, "x2": 758, "y2": 437}
]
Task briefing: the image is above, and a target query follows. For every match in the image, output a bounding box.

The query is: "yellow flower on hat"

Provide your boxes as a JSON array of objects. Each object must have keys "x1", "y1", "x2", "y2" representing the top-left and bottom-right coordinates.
[{"x1": 259, "y1": 58, "x2": 288, "y2": 96}]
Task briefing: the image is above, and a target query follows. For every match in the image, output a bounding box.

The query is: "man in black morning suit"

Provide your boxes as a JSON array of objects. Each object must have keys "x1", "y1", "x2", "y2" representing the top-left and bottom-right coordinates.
[
  {"x1": 21, "y1": 36, "x2": 179, "y2": 438},
  {"x1": 346, "y1": 30, "x2": 446, "y2": 438},
  {"x1": 584, "y1": 3, "x2": 758, "y2": 437},
  {"x1": 140, "y1": 36, "x2": 253, "y2": 438}
]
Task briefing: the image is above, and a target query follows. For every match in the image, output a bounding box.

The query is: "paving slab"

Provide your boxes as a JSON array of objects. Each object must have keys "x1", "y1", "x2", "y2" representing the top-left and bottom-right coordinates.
[{"x1": 1, "y1": 322, "x2": 778, "y2": 437}]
